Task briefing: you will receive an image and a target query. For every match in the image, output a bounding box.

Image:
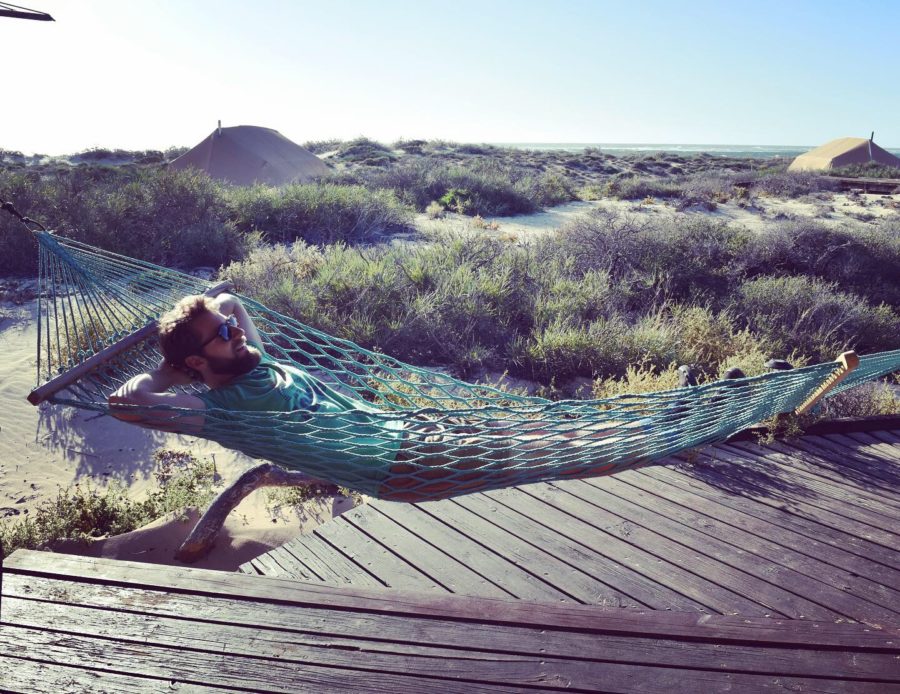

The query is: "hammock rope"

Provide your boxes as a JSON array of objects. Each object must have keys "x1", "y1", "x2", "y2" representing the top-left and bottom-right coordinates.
[{"x1": 26, "y1": 230, "x2": 900, "y2": 501}]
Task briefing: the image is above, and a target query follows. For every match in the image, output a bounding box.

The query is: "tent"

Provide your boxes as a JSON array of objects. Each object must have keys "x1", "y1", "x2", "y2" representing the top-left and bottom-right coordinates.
[
  {"x1": 788, "y1": 136, "x2": 900, "y2": 172},
  {"x1": 169, "y1": 124, "x2": 330, "y2": 186}
]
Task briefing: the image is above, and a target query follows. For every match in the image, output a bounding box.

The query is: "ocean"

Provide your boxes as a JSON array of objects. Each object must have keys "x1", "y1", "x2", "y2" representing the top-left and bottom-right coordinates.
[{"x1": 494, "y1": 143, "x2": 900, "y2": 159}]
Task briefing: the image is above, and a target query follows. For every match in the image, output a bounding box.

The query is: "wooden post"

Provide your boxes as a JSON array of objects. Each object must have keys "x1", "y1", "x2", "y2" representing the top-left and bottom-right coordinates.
[
  {"x1": 794, "y1": 351, "x2": 860, "y2": 416},
  {"x1": 175, "y1": 463, "x2": 336, "y2": 563},
  {"x1": 27, "y1": 281, "x2": 234, "y2": 405}
]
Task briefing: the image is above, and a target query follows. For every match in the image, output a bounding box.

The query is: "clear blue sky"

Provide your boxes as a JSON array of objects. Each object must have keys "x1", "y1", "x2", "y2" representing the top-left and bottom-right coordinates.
[{"x1": 2, "y1": 0, "x2": 899, "y2": 154}]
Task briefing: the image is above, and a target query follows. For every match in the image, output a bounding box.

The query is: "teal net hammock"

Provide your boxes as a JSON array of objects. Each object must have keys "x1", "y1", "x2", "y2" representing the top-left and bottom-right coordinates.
[{"x1": 28, "y1": 231, "x2": 900, "y2": 502}]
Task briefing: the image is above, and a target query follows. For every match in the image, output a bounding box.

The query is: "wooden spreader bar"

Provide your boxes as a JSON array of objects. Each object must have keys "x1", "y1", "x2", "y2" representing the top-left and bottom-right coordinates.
[
  {"x1": 26, "y1": 281, "x2": 233, "y2": 406},
  {"x1": 794, "y1": 350, "x2": 860, "y2": 416}
]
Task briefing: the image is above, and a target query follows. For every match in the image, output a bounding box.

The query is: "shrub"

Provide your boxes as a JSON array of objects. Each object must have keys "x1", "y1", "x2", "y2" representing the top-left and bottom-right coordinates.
[
  {"x1": 227, "y1": 183, "x2": 415, "y2": 244},
  {"x1": 749, "y1": 171, "x2": 838, "y2": 198},
  {"x1": 0, "y1": 167, "x2": 247, "y2": 273},
  {"x1": 739, "y1": 220, "x2": 900, "y2": 306},
  {"x1": 425, "y1": 200, "x2": 445, "y2": 219},
  {"x1": 553, "y1": 210, "x2": 749, "y2": 309},
  {"x1": 334, "y1": 137, "x2": 397, "y2": 166},
  {"x1": 736, "y1": 275, "x2": 899, "y2": 359},
  {"x1": 339, "y1": 157, "x2": 575, "y2": 216},
  {"x1": 302, "y1": 138, "x2": 343, "y2": 154},
  {"x1": 829, "y1": 161, "x2": 900, "y2": 179},
  {"x1": 518, "y1": 317, "x2": 631, "y2": 382},
  {"x1": 605, "y1": 174, "x2": 681, "y2": 200}
]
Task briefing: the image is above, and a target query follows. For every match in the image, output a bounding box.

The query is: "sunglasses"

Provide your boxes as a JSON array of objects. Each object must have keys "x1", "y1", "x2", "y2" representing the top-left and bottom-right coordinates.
[{"x1": 200, "y1": 314, "x2": 239, "y2": 350}]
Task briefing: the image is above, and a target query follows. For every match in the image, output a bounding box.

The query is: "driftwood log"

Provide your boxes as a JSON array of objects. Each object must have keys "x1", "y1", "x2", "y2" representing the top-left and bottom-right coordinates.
[{"x1": 175, "y1": 463, "x2": 337, "y2": 563}]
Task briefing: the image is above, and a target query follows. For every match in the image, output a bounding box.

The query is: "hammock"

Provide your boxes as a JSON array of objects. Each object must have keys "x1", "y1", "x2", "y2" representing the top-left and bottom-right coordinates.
[{"x1": 26, "y1": 230, "x2": 900, "y2": 501}]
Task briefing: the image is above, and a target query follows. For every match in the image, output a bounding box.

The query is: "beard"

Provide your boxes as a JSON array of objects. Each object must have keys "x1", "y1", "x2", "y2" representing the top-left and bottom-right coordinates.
[{"x1": 205, "y1": 345, "x2": 262, "y2": 376}]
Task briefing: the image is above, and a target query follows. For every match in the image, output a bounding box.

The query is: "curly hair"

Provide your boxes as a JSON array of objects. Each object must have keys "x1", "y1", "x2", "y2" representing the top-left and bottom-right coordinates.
[{"x1": 158, "y1": 295, "x2": 217, "y2": 371}]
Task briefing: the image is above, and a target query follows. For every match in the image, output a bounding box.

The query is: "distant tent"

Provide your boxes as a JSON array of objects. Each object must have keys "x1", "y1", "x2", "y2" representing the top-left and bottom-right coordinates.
[
  {"x1": 169, "y1": 124, "x2": 330, "y2": 186},
  {"x1": 788, "y1": 136, "x2": 900, "y2": 172}
]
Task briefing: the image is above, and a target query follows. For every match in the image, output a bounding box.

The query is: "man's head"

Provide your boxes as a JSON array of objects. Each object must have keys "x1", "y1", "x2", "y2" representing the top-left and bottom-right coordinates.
[{"x1": 158, "y1": 295, "x2": 261, "y2": 384}]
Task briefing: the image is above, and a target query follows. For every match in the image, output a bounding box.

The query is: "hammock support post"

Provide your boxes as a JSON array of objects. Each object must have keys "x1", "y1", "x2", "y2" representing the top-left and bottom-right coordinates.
[
  {"x1": 27, "y1": 281, "x2": 234, "y2": 406},
  {"x1": 794, "y1": 351, "x2": 860, "y2": 416}
]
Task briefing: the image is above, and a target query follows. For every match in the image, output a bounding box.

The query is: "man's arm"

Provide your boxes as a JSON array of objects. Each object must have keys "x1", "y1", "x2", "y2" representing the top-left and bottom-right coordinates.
[
  {"x1": 108, "y1": 362, "x2": 206, "y2": 432},
  {"x1": 213, "y1": 293, "x2": 265, "y2": 352}
]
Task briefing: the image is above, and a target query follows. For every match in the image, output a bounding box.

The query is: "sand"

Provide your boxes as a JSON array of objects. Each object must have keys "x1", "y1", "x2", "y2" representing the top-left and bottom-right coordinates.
[{"x1": 416, "y1": 192, "x2": 899, "y2": 239}]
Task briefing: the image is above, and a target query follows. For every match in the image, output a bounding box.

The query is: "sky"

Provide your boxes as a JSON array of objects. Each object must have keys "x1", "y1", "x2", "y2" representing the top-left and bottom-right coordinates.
[{"x1": 2, "y1": 0, "x2": 899, "y2": 155}]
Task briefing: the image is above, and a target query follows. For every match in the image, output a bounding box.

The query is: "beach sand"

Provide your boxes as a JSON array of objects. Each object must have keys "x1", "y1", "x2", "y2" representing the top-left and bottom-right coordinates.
[
  {"x1": 416, "y1": 191, "x2": 899, "y2": 239},
  {"x1": 0, "y1": 298, "x2": 356, "y2": 571}
]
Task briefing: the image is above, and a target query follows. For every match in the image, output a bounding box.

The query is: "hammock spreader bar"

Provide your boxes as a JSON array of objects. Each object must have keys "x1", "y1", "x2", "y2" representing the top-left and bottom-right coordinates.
[
  {"x1": 27, "y1": 280, "x2": 234, "y2": 405},
  {"x1": 24, "y1": 230, "x2": 900, "y2": 502}
]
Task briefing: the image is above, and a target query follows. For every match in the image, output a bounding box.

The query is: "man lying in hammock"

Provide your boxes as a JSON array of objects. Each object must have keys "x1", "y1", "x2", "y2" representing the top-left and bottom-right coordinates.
[{"x1": 109, "y1": 294, "x2": 652, "y2": 501}]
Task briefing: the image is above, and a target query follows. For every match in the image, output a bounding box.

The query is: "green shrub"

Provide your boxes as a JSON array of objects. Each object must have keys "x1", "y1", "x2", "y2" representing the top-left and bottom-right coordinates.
[
  {"x1": 339, "y1": 157, "x2": 575, "y2": 216},
  {"x1": 334, "y1": 137, "x2": 397, "y2": 166},
  {"x1": 302, "y1": 138, "x2": 343, "y2": 154},
  {"x1": 750, "y1": 171, "x2": 838, "y2": 198},
  {"x1": 227, "y1": 182, "x2": 415, "y2": 244},
  {"x1": 605, "y1": 175, "x2": 682, "y2": 200},
  {"x1": 736, "y1": 275, "x2": 899, "y2": 359},
  {"x1": 829, "y1": 161, "x2": 900, "y2": 179},
  {"x1": 0, "y1": 167, "x2": 247, "y2": 273},
  {"x1": 739, "y1": 220, "x2": 900, "y2": 306},
  {"x1": 553, "y1": 210, "x2": 749, "y2": 309}
]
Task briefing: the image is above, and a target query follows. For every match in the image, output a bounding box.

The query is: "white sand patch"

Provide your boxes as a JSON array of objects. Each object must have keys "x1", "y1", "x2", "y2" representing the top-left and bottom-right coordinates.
[{"x1": 415, "y1": 193, "x2": 899, "y2": 239}]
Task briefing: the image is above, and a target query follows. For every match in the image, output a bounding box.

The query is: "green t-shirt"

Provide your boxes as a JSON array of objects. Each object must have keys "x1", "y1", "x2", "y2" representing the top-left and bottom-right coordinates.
[{"x1": 196, "y1": 346, "x2": 404, "y2": 494}]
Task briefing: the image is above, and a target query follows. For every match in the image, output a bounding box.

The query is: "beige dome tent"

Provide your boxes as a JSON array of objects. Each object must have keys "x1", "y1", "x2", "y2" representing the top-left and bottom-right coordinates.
[
  {"x1": 169, "y1": 124, "x2": 330, "y2": 186},
  {"x1": 788, "y1": 135, "x2": 900, "y2": 172}
]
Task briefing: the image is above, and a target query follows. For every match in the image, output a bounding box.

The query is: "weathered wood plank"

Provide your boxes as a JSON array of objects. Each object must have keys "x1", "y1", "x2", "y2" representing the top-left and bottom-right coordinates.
[
  {"x1": 642, "y1": 466, "x2": 900, "y2": 588},
  {"x1": 819, "y1": 432, "x2": 900, "y2": 463},
  {"x1": 785, "y1": 436, "x2": 900, "y2": 484},
  {"x1": 841, "y1": 432, "x2": 900, "y2": 462},
  {"x1": 368, "y1": 501, "x2": 556, "y2": 601},
  {"x1": 7, "y1": 624, "x2": 892, "y2": 694},
  {"x1": 700, "y1": 445, "x2": 900, "y2": 531},
  {"x1": 416, "y1": 496, "x2": 644, "y2": 607},
  {"x1": 868, "y1": 430, "x2": 900, "y2": 448},
  {"x1": 728, "y1": 440, "x2": 900, "y2": 510},
  {"x1": 265, "y1": 544, "x2": 324, "y2": 582},
  {"x1": 0, "y1": 624, "x2": 565, "y2": 694},
  {"x1": 471, "y1": 486, "x2": 777, "y2": 617},
  {"x1": 555, "y1": 478, "x2": 897, "y2": 624},
  {"x1": 0, "y1": 598, "x2": 625, "y2": 691},
  {"x1": 338, "y1": 504, "x2": 512, "y2": 598},
  {"x1": 6, "y1": 594, "x2": 899, "y2": 684},
  {"x1": 604, "y1": 472, "x2": 900, "y2": 616},
  {"x1": 451, "y1": 489, "x2": 723, "y2": 611},
  {"x1": 311, "y1": 517, "x2": 446, "y2": 591},
  {"x1": 681, "y1": 450, "x2": 900, "y2": 553},
  {"x1": 0, "y1": 655, "x2": 223, "y2": 694},
  {"x1": 278, "y1": 533, "x2": 387, "y2": 588},
  {"x1": 775, "y1": 436, "x2": 900, "y2": 491},
  {"x1": 9, "y1": 552, "x2": 898, "y2": 649}
]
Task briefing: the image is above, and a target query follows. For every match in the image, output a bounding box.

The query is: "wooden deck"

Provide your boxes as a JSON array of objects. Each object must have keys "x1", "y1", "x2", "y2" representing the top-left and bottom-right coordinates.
[
  {"x1": 241, "y1": 430, "x2": 900, "y2": 627},
  {"x1": 3, "y1": 549, "x2": 900, "y2": 692}
]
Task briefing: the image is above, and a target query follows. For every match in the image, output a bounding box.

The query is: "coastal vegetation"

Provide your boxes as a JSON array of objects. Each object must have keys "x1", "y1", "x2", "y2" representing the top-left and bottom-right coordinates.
[
  {"x1": 1, "y1": 139, "x2": 898, "y2": 388},
  {"x1": 0, "y1": 450, "x2": 216, "y2": 559}
]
